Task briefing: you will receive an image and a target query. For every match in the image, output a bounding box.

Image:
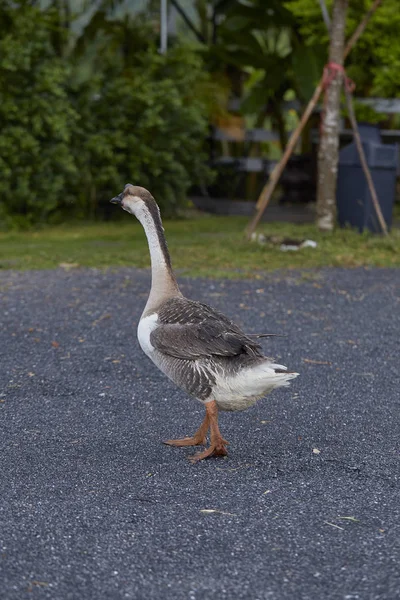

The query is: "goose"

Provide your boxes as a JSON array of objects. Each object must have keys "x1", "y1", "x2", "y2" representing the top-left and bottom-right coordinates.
[{"x1": 110, "y1": 184, "x2": 299, "y2": 463}]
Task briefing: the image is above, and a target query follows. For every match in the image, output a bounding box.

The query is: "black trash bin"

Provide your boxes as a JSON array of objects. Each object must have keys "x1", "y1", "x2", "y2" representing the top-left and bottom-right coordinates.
[{"x1": 336, "y1": 124, "x2": 398, "y2": 233}]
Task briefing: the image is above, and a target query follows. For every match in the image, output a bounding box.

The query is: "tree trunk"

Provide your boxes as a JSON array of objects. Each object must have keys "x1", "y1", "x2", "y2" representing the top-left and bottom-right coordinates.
[{"x1": 316, "y1": 0, "x2": 348, "y2": 232}]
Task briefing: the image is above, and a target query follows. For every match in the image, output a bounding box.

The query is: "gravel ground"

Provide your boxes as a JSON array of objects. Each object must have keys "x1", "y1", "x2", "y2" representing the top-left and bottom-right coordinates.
[{"x1": 0, "y1": 267, "x2": 399, "y2": 600}]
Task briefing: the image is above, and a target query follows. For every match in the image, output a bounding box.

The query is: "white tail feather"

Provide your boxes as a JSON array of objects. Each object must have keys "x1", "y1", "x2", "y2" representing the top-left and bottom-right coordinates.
[{"x1": 213, "y1": 361, "x2": 299, "y2": 411}]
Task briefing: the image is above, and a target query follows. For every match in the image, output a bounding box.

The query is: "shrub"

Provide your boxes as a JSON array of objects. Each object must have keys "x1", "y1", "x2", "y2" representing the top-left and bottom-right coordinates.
[
  {"x1": 72, "y1": 44, "x2": 213, "y2": 218},
  {"x1": 0, "y1": 3, "x2": 78, "y2": 228},
  {"x1": 0, "y1": 6, "x2": 213, "y2": 227}
]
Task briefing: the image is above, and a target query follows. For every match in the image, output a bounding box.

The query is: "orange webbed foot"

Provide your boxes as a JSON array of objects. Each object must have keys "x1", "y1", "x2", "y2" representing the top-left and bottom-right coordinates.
[
  {"x1": 163, "y1": 436, "x2": 206, "y2": 447},
  {"x1": 188, "y1": 439, "x2": 229, "y2": 464}
]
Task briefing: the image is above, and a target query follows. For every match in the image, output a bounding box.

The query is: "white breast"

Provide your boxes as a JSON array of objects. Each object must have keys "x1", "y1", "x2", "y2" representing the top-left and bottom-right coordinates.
[{"x1": 137, "y1": 313, "x2": 159, "y2": 356}]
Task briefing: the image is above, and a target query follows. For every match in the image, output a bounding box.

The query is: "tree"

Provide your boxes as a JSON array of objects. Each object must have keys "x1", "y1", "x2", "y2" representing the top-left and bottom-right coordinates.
[{"x1": 316, "y1": 0, "x2": 348, "y2": 232}]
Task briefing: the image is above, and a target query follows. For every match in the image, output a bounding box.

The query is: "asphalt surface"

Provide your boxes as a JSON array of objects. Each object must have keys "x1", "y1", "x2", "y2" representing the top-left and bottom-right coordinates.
[{"x1": 1, "y1": 267, "x2": 399, "y2": 600}]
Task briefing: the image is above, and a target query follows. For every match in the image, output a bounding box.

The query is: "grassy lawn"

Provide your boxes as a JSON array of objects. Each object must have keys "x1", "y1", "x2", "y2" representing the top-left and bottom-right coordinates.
[{"x1": 0, "y1": 214, "x2": 399, "y2": 278}]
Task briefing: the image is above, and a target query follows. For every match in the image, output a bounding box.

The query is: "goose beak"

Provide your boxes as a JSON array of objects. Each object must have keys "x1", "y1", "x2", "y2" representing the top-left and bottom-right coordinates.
[{"x1": 110, "y1": 193, "x2": 123, "y2": 205}]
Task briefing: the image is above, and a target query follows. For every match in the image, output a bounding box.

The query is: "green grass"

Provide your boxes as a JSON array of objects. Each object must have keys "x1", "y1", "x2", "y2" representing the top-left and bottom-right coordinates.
[{"x1": 1, "y1": 214, "x2": 399, "y2": 278}]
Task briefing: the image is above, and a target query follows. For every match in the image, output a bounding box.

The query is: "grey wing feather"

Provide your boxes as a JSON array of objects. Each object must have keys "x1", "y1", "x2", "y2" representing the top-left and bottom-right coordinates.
[{"x1": 151, "y1": 297, "x2": 263, "y2": 360}]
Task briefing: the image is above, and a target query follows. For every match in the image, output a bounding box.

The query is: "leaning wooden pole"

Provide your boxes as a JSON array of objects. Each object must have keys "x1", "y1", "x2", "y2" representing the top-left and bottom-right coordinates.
[
  {"x1": 245, "y1": 0, "x2": 384, "y2": 240},
  {"x1": 246, "y1": 83, "x2": 324, "y2": 238},
  {"x1": 344, "y1": 88, "x2": 388, "y2": 235}
]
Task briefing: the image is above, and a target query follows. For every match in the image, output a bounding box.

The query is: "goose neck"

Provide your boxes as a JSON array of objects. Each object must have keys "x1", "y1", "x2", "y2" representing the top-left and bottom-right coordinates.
[{"x1": 135, "y1": 201, "x2": 180, "y2": 311}]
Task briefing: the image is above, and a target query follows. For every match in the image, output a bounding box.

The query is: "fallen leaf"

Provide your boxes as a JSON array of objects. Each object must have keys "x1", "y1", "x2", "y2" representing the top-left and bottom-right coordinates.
[
  {"x1": 312, "y1": 448, "x2": 321, "y2": 455},
  {"x1": 51, "y1": 341, "x2": 59, "y2": 348},
  {"x1": 200, "y1": 509, "x2": 235, "y2": 516},
  {"x1": 28, "y1": 372, "x2": 35, "y2": 377},
  {"x1": 27, "y1": 581, "x2": 49, "y2": 592},
  {"x1": 303, "y1": 358, "x2": 332, "y2": 365},
  {"x1": 92, "y1": 313, "x2": 112, "y2": 327},
  {"x1": 324, "y1": 521, "x2": 344, "y2": 531}
]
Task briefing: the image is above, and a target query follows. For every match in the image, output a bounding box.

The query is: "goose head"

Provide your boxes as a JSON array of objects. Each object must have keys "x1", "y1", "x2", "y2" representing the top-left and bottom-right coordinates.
[{"x1": 110, "y1": 184, "x2": 155, "y2": 216}]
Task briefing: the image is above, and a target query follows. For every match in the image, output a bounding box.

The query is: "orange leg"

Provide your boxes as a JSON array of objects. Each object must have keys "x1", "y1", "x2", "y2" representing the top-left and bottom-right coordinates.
[
  {"x1": 188, "y1": 400, "x2": 229, "y2": 464},
  {"x1": 163, "y1": 411, "x2": 210, "y2": 447}
]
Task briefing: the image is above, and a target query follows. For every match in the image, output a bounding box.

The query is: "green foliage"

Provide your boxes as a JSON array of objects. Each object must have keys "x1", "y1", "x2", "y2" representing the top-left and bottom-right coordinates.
[
  {"x1": 71, "y1": 36, "x2": 212, "y2": 217},
  {"x1": 351, "y1": 102, "x2": 386, "y2": 125},
  {"x1": 0, "y1": 3, "x2": 78, "y2": 228},
  {"x1": 285, "y1": 0, "x2": 400, "y2": 98},
  {"x1": 361, "y1": 1, "x2": 400, "y2": 97},
  {"x1": 199, "y1": 0, "x2": 325, "y2": 152},
  {"x1": 0, "y1": 4, "x2": 212, "y2": 227}
]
